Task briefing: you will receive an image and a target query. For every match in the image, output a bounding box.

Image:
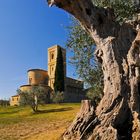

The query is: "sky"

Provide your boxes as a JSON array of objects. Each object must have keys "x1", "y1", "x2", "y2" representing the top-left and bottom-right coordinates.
[{"x1": 0, "y1": 0, "x2": 76, "y2": 99}]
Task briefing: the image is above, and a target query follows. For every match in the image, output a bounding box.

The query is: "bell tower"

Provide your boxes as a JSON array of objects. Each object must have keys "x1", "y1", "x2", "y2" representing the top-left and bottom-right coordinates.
[{"x1": 48, "y1": 45, "x2": 66, "y2": 89}]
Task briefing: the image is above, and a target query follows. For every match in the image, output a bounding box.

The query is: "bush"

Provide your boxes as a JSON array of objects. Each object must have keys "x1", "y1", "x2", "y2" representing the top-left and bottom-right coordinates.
[
  {"x1": 51, "y1": 91, "x2": 64, "y2": 104},
  {"x1": 0, "y1": 99, "x2": 10, "y2": 107},
  {"x1": 86, "y1": 85, "x2": 103, "y2": 107}
]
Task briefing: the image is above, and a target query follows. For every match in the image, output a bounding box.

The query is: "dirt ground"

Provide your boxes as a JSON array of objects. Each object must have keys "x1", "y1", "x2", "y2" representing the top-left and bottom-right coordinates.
[{"x1": 0, "y1": 104, "x2": 80, "y2": 140}]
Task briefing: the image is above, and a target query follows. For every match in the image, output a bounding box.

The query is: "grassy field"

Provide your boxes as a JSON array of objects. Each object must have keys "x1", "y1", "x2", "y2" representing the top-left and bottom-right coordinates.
[{"x1": 0, "y1": 103, "x2": 80, "y2": 140}]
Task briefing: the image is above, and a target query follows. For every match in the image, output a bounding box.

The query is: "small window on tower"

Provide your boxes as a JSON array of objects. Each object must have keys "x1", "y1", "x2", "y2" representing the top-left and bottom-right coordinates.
[
  {"x1": 29, "y1": 78, "x2": 32, "y2": 84},
  {"x1": 52, "y1": 67, "x2": 53, "y2": 71},
  {"x1": 51, "y1": 53, "x2": 54, "y2": 60}
]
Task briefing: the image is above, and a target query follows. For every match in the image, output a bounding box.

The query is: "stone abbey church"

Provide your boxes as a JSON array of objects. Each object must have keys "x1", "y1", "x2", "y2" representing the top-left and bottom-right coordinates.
[{"x1": 10, "y1": 45, "x2": 85, "y2": 106}]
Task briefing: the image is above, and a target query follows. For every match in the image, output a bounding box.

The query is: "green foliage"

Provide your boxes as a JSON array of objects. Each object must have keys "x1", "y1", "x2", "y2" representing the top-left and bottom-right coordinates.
[
  {"x1": 54, "y1": 47, "x2": 65, "y2": 92},
  {"x1": 0, "y1": 99, "x2": 9, "y2": 107},
  {"x1": 86, "y1": 85, "x2": 103, "y2": 106},
  {"x1": 67, "y1": 18, "x2": 103, "y2": 88},
  {"x1": 67, "y1": 17, "x2": 103, "y2": 104},
  {"x1": 17, "y1": 86, "x2": 46, "y2": 112},
  {"x1": 92, "y1": 0, "x2": 138, "y2": 23},
  {"x1": 51, "y1": 91, "x2": 64, "y2": 104}
]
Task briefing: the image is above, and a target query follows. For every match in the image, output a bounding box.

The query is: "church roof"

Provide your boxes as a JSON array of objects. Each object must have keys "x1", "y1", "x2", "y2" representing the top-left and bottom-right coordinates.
[{"x1": 27, "y1": 69, "x2": 48, "y2": 73}]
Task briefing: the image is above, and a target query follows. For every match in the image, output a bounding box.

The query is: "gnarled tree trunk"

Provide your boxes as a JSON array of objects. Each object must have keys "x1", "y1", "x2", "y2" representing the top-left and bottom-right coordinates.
[{"x1": 47, "y1": 0, "x2": 140, "y2": 139}]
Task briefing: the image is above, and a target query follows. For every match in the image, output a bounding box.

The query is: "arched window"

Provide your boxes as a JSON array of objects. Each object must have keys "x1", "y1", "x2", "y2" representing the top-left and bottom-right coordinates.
[
  {"x1": 44, "y1": 78, "x2": 48, "y2": 85},
  {"x1": 29, "y1": 78, "x2": 32, "y2": 84},
  {"x1": 51, "y1": 53, "x2": 54, "y2": 59}
]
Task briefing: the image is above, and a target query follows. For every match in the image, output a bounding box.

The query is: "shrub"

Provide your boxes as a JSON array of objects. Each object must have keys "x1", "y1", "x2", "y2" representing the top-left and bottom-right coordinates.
[{"x1": 51, "y1": 91, "x2": 64, "y2": 104}]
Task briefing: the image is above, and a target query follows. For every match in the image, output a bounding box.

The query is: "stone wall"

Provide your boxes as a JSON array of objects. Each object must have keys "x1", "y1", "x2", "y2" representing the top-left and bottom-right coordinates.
[{"x1": 64, "y1": 77, "x2": 85, "y2": 102}]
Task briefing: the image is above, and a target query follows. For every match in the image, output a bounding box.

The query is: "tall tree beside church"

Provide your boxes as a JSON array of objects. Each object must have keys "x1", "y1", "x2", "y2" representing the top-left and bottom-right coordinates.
[
  {"x1": 47, "y1": 0, "x2": 140, "y2": 140},
  {"x1": 54, "y1": 47, "x2": 65, "y2": 92}
]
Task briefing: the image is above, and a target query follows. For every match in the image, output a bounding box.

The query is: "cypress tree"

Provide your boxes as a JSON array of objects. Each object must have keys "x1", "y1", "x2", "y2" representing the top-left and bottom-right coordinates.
[{"x1": 54, "y1": 47, "x2": 65, "y2": 92}]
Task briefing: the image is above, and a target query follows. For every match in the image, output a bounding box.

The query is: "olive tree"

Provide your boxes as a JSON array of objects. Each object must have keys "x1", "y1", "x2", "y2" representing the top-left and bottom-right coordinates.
[
  {"x1": 47, "y1": 0, "x2": 140, "y2": 139},
  {"x1": 17, "y1": 86, "x2": 46, "y2": 112}
]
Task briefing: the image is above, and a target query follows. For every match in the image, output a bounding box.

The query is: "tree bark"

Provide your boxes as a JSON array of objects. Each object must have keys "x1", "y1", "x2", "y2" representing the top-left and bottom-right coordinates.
[
  {"x1": 47, "y1": 0, "x2": 140, "y2": 139},
  {"x1": 63, "y1": 100, "x2": 98, "y2": 140}
]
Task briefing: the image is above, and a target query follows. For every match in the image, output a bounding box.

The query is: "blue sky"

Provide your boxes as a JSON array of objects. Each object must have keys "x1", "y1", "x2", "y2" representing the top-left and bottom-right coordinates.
[{"x1": 0, "y1": 0, "x2": 76, "y2": 99}]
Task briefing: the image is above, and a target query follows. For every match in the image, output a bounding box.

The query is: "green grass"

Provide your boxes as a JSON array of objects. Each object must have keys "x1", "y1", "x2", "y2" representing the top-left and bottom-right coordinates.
[{"x1": 0, "y1": 103, "x2": 80, "y2": 140}]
